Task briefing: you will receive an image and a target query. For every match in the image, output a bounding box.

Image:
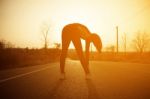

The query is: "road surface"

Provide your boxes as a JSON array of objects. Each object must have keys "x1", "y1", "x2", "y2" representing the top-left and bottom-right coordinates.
[{"x1": 0, "y1": 60, "x2": 150, "y2": 99}]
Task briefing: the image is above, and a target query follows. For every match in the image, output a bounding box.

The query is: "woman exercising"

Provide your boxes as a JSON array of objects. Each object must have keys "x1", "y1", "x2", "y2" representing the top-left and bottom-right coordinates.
[{"x1": 60, "y1": 23, "x2": 102, "y2": 79}]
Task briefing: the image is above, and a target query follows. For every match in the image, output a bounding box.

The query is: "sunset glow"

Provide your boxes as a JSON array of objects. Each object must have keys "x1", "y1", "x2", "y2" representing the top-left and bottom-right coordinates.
[{"x1": 0, "y1": 0, "x2": 150, "y2": 51}]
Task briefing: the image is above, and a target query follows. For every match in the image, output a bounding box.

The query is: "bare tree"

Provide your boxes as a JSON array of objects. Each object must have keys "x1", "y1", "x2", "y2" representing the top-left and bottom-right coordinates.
[
  {"x1": 5, "y1": 42, "x2": 15, "y2": 48},
  {"x1": 0, "y1": 40, "x2": 5, "y2": 49},
  {"x1": 0, "y1": 40, "x2": 15, "y2": 49},
  {"x1": 122, "y1": 33, "x2": 127, "y2": 53},
  {"x1": 132, "y1": 31, "x2": 150, "y2": 53},
  {"x1": 41, "y1": 23, "x2": 50, "y2": 49},
  {"x1": 105, "y1": 45, "x2": 115, "y2": 52},
  {"x1": 54, "y1": 43, "x2": 61, "y2": 49}
]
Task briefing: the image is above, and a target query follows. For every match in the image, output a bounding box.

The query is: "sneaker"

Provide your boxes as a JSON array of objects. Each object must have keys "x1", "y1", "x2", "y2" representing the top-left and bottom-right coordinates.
[
  {"x1": 60, "y1": 73, "x2": 66, "y2": 80},
  {"x1": 85, "y1": 73, "x2": 91, "y2": 80}
]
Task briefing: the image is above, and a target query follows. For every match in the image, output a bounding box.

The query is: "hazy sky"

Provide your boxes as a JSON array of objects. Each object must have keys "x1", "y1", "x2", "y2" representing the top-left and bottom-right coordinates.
[{"x1": 0, "y1": 0, "x2": 150, "y2": 51}]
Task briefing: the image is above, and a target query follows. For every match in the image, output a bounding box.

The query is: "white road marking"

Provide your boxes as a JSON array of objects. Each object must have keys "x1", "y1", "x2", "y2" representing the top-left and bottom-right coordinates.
[{"x1": 0, "y1": 65, "x2": 55, "y2": 83}]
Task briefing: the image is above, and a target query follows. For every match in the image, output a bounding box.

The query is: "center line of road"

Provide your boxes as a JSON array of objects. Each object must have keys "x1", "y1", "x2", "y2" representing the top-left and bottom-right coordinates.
[{"x1": 0, "y1": 65, "x2": 55, "y2": 84}]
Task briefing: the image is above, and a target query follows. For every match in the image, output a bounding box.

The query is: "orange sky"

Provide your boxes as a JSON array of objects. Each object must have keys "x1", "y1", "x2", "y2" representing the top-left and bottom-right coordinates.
[{"x1": 0, "y1": 0, "x2": 150, "y2": 51}]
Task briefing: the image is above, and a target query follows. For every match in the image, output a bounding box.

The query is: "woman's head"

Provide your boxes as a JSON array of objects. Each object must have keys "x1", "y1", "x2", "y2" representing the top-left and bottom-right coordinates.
[{"x1": 90, "y1": 33, "x2": 102, "y2": 53}]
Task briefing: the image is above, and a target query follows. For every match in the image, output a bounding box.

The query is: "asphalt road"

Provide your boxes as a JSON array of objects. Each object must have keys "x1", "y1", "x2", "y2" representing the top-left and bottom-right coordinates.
[{"x1": 0, "y1": 60, "x2": 150, "y2": 99}]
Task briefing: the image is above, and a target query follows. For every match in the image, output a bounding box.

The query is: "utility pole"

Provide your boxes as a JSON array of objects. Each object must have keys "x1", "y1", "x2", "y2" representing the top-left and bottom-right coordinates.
[{"x1": 116, "y1": 26, "x2": 119, "y2": 53}]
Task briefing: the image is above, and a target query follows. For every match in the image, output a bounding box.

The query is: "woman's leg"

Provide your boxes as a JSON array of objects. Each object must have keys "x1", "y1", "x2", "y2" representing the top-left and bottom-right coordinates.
[
  {"x1": 60, "y1": 32, "x2": 71, "y2": 74},
  {"x1": 72, "y1": 38, "x2": 90, "y2": 74}
]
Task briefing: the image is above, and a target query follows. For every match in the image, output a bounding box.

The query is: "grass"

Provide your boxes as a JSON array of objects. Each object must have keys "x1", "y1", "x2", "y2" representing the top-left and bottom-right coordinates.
[
  {"x1": 67, "y1": 50, "x2": 150, "y2": 64},
  {"x1": 0, "y1": 48, "x2": 149, "y2": 70},
  {"x1": 0, "y1": 48, "x2": 61, "y2": 70}
]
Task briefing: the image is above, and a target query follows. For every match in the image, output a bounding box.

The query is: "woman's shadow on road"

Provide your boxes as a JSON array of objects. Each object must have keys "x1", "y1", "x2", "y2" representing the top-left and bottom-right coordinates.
[
  {"x1": 86, "y1": 79, "x2": 101, "y2": 99},
  {"x1": 49, "y1": 79, "x2": 101, "y2": 99},
  {"x1": 49, "y1": 79, "x2": 64, "y2": 98}
]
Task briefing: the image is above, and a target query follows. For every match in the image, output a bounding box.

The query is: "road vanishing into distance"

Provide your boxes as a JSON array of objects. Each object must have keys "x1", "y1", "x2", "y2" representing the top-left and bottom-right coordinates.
[{"x1": 0, "y1": 59, "x2": 150, "y2": 99}]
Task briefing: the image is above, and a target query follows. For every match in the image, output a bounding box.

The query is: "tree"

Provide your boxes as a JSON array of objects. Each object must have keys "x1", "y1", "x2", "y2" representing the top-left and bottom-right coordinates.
[
  {"x1": 0, "y1": 40, "x2": 5, "y2": 49},
  {"x1": 5, "y1": 42, "x2": 15, "y2": 48},
  {"x1": 54, "y1": 43, "x2": 61, "y2": 49},
  {"x1": 0, "y1": 40, "x2": 15, "y2": 49},
  {"x1": 41, "y1": 23, "x2": 50, "y2": 49},
  {"x1": 105, "y1": 45, "x2": 115, "y2": 52},
  {"x1": 132, "y1": 31, "x2": 150, "y2": 53}
]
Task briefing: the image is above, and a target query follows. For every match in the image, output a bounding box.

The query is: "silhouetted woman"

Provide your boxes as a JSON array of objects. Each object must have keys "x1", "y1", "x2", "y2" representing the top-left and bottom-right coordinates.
[{"x1": 60, "y1": 23, "x2": 102, "y2": 79}]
